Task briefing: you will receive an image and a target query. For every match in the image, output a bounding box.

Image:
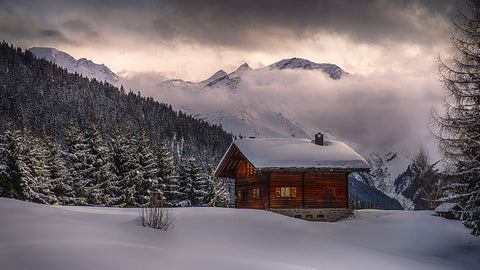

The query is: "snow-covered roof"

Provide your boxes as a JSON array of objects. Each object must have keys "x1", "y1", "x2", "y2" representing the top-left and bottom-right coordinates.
[
  {"x1": 217, "y1": 138, "x2": 369, "y2": 174},
  {"x1": 434, "y1": 203, "x2": 464, "y2": 213}
]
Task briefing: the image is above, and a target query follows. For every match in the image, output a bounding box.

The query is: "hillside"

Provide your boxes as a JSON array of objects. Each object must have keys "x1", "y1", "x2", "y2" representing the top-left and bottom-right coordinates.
[
  {"x1": 0, "y1": 42, "x2": 232, "y2": 166},
  {"x1": 29, "y1": 47, "x2": 119, "y2": 84},
  {"x1": 1, "y1": 198, "x2": 479, "y2": 270}
]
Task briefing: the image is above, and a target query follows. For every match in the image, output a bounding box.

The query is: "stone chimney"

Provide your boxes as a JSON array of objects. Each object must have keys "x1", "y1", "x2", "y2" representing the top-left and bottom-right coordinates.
[{"x1": 314, "y1": 133, "x2": 324, "y2": 146}]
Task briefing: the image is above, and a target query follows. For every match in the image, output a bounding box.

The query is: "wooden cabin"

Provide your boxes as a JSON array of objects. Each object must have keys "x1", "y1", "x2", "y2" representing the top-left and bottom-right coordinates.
[
  {"x1": 434, "y1": 203, "x2": 464, "y2": 220},
  {"x1": 215, "y1": 134, "x2": 370, "y2": 210}
]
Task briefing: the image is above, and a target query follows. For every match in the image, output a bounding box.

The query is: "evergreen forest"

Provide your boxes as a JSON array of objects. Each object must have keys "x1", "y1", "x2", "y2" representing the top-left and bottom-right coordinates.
[{"x1": 0, "y1": 42, "x2": 232, "y2": 207}]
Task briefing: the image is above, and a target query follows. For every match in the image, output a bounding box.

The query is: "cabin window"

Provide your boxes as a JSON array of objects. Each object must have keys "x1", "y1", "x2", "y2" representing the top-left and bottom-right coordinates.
[
  {"x1": 245, "y1": 162, "x2": 255, "y2": 176},
  {"x1": 275, "y1": 187, "x2": 297, "y2": 198},
  {"x1": 241, "y1": 189, "x2": 247, "y2": 202},
  {"x1": 324, "y1": 187, "x2": 334, "y2": 199}
]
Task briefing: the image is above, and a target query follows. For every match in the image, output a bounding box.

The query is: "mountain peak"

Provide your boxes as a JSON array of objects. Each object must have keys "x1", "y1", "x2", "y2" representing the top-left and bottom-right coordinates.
[
  {"x1": 234, "y1": 63, "x2": 252, "y2": 73},
  {"x1": 29, "y1": 47, "x2": 119, "y2": 84},
  {"x1": 267, "y1": 57, "x2": 347, "y2": 80},
  {"x1": 205, "y1": 70, "x2": 228, "y2": 83}
]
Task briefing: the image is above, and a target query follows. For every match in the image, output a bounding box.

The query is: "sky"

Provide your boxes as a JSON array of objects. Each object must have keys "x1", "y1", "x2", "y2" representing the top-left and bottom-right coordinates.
[
  {"x1": 0, "y1": 0, "x2": 458, "y2": 80},
  {"x1": 0, "y1": 0, "x2": 467, "y2": 159}
]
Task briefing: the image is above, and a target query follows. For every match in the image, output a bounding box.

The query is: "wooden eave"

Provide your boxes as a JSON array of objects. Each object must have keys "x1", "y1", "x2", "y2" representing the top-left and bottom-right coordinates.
[
  {"x1": 215, "y1": 144, "x2": 256, "y2": 178},
  {"x1": 255, "y1": 167, "x2": 370, "y2": 173}
]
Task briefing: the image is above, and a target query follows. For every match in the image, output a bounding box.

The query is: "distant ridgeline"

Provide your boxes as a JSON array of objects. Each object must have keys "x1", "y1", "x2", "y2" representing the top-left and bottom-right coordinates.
[
  {"x1": 0, "y1": 41, "x2": 232, "y2": 206},
  {"x1": 0, "y1": 42, "x2": 232, "y2": 167}
]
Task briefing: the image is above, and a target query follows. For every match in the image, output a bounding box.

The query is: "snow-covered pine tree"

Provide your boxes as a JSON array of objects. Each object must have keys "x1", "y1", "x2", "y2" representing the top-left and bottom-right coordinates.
[
  {"x1": 0, "y1": 131, "x2": 6, "y2": 196},
  {"x1": 178, "y1": 157, "x2": 210, "y2": 207},
  {"x1": 0, "y1": 126, "x2": 57, "y2": 204},
  {"x1": 83, "y1": 117, "x2": 114, "y2": 206},
  {"x1": 134, "y1": 127, "x2": 159, "y2": 206},
  {"x1": 63, "y1": 119, "x2": 88, "y2": 205},
  {"x1": 46, "y1": 137, "x2": 72, "y2": 204},
  {"x1": 154, "y1": 140, "x2": 177, "y2": 205},
  {"x1": 206, "y1": 164, "x2": 230, "y2": 207},
  {"x1": 176, "y1": 157, "x2": 192, "y2": 207},
  {"x1": 432, "y1": 0, "x2": 480, "y2": 235},
  {"x1": 110, "y1": 126, "x2": 140, "y2": 206},
  {"x1": 191, "y1": 159, "x2": 210, "y2": 207},
  {"x1": 22, "y1": 130, "x2": 58, "y2": 204},
  {"x1": 0, "y1": 125, "x2": 25, "y2": 199}
]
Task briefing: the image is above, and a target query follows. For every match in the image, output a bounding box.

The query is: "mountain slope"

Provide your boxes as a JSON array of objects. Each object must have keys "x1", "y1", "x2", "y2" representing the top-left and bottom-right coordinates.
[
  {"x1": 29, "y1": 47, "x2": 119, "y2": 84},
  {"x1": 0, "y1": 42, "x2": 232, "y2": 167}
]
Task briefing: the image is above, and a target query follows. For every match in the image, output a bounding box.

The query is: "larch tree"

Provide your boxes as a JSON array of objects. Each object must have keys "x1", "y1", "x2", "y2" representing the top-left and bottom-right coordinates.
[{"x1": 432, "y1": 0, "x2": 480, "y2": 235}]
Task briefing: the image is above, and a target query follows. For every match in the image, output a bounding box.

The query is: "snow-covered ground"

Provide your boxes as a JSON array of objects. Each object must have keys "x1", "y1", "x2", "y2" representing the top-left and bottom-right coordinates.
[{"x1": 0, "y1": 198, "x2": 478, "y2": 270}]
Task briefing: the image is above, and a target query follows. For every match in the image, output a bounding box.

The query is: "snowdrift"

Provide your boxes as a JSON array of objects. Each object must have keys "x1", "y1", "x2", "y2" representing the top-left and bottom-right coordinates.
[{"x1": 0, "y1": 198, "x2": 478, "y2": 270}]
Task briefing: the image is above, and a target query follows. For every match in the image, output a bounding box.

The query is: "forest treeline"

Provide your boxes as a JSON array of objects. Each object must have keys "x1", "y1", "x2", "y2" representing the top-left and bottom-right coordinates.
[{"x1": 0, "y1": 120, "x2": 230, "y2": 207}]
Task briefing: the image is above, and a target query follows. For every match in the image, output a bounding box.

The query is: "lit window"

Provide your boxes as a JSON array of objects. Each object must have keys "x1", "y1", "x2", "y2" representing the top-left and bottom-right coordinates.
[
  {"x1": 253, "y1": 188, "x2": 260, "y2": 199},
  {"x1": 276, "y1": 187, "x2": 297, "y2": 198},
  {"x1": 245, "y1": 162, "x2": 255, "y2": 176}
]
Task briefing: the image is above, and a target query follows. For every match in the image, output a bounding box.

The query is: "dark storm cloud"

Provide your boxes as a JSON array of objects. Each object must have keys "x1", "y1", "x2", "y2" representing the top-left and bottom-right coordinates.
[
  {"x1": 62, "y1": 18, "x2": 99, "y2": 38},
  {"x1": 38, "y1": 29, "x2": 78, "y2": 45},
  {"x1": 0, "y1": 0, "x2": 457, "y2": 50},
  {"x1": 150, "y1": 0, "x2": 456, "y2": 48}
]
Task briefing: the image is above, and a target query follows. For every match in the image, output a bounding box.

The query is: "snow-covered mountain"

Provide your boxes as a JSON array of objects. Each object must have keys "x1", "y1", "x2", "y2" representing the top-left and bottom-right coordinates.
[
  {"x1": 29, "y1": 47, "x2": 119, "y2": 84},
  {"x1": 265, "y1": 57, "x2": 347, "y2": 80},
  {"x1": 159, "y1": 57, "x2": 346, "y2": 92},
  {"x1": 192, "y1": 110, "x2": 311, "y2": 139}
]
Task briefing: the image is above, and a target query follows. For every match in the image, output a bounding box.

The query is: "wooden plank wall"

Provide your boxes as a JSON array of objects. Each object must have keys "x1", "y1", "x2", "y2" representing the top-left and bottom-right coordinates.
[
  {"x1": 304, "y1": 172, "x2": 347, "y2": 208},
  {"x1": 233, "y1": 158, "x2": 348, "y2": 209},
  {"x1": 267, "y1": 171, "x2": 347, "y2": 209},
  {"x1": 269, "y1": 171, "x2": 303, "y2": 208},
  {"x1": 235, "y1": 160, "x2": 268, "y2": 209}
]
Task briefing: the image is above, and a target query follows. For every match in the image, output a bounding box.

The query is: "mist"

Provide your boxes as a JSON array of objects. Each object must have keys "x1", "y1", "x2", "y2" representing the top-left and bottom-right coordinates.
[{"x1": 120, "y1": 68, "x2": 444, "y2": 158}]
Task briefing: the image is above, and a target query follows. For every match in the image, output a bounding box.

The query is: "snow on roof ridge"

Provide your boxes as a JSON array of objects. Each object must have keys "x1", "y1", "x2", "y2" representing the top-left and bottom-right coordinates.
[
  {"x1": 434, "y1": 202, "x2": 463, "y2": 212},
  {"x1": 232, "y1": 137, "x2": 369, "y2": 171}
]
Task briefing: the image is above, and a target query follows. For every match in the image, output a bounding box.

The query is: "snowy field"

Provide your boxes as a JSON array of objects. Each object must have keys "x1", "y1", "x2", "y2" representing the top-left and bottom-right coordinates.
[{"x1": 0, "y1": 198, "x2": 479, "y2": 270}]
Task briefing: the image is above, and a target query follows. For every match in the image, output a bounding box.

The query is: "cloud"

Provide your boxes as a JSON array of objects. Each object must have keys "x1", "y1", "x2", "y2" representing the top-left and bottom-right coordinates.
[
  {"x1": 0, "y1": 6, "x2": 78, "y2": 46},
  {"x1": 39, "y1": 29, "x2": 77, "y2": 44},
  {"x1": 131, "y1": 68, "x2": 443, "y2": 156},
  {"x1": 62, "y1": 17, "x2": 99, "y2": 39},
  {"x1": 150, "y1": 0, "x2": 455, "y2": 49}
]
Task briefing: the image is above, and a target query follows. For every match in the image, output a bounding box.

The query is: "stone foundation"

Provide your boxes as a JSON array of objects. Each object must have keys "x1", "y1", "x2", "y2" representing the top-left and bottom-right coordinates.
[{"x1": 269, "y1": 208, "x2": 353, "y2": 222}]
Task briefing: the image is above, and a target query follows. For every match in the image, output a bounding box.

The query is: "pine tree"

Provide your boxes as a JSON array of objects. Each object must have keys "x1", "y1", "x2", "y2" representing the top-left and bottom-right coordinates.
[
  {"x1": 0, "y1": 125, "x2": 25, "y2": 199},
  {"x1": 0, "y1": 126, "x2": 57, "y2": 204},
  {"x1": 177, "y1": 157, "x2": 210, "y2": 206},
  {"x1": 83, "y1": 117, "x2": 114, "y2": 206},
  {"x1": 46, "y1": 138, "x2": 71, "y2": 204},
  {"x1": 63, "y1": 119, "x2": 88, "y2": 205},
  {"x1": 110, "y1": 126, "x2": 142, "y2": 206},
  {"x1": 22, "y1": 131, "x2": 58, "y2": 204},
  {"x1": 192, "y1": 159, "x2": 210, "y2": 207},
  {"x1": 154, "y1": 140, "x2": 176, "y2": 205},
  {"x1": 207, "y1": 164, "x2": 230, "y2": 207},
  {"x1": 134, "y1": 128, "x2": 159, "y2": 206},
  {"x1": 432, "y1": 0, "x2": 480, "y2": 235},
  {"x1": 176, "y1": 157, "x2": 192, "y2": 207}
]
